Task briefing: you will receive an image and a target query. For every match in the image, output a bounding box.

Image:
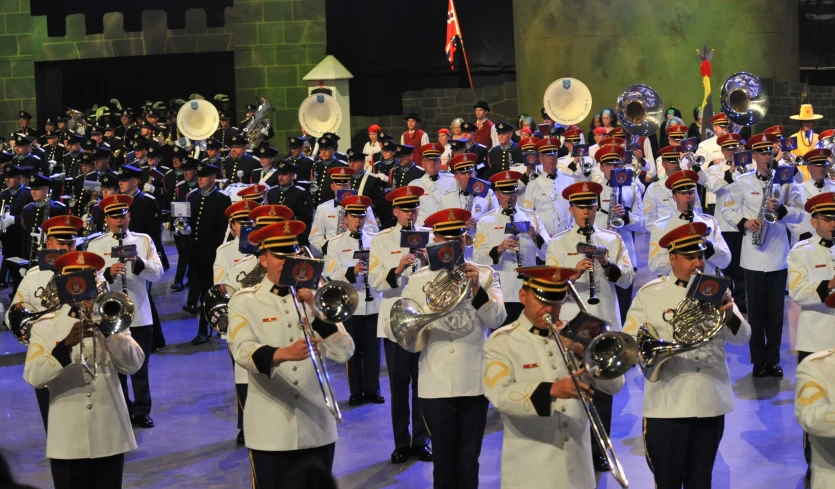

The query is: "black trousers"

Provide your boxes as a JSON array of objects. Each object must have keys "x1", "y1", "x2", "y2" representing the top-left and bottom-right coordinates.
[
  {"x1": 643, "y1": 415, "x2": 725, "y2": 489},
  {"x1": 383, "y1": 338, "x2": 428, "y2": 450},
  {"x1": 227, "y1": 344, "x2": 248, "y2": 430},
  {"x1": 119, "y1": 325, "x2": 152, "y2": 416},
  {"x1": 615, "y1": 283, "x2": 633, "y2": 325},
  {"x1": 188, "y1": 262, "x2": 214, "y2": 336},
  {"x1": 798, "y1": 350, "x2": 813, "y2": 476},
  {"x1": 502, "y1": 302, "x2": 524, "y2": 327},
  {"x1": 743, "y1": 268, "x2": 787, "y2": 364},
  {"x1": 249, "y1": 444, "x2": 335, "y2": 489},
  {"x1": 344, "y1": 313, "x2": 381, "y2": 396},
  {"x1": 50, "y1": 453, "x2": 125, "y2": 489},
  {"x1": 722, "y1": 232, "x2": 746, "y2": 309},
  {"x1": 173, "y1": 233, "x2": 190, "y2": 285},
  {"x1": 148, "y1": 283, "x2": 165, "y2": 349},
  {"x1": 590, "y1": 390, "x2": 613, "y2": 463},
  {"x1": 35, "y1": 387, "x2": 49, "y2": 432},
  {"x1": 420, "y1": 396, "x2": 489, "y2": 489}
]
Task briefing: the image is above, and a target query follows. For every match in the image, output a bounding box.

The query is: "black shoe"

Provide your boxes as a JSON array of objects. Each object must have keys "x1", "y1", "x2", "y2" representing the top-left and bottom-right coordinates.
[
  {"x1": 191, "y1": 334, "x2": 209, "y2": 345},
  {"x1": 152, "y1": 344, "x2": 166, "y2": 353},
  {"x1": 182, "y1": 304, "x2": 199, "y2": 315},
  {"x1": 131, "y1": 415, "x2": 154, "y2": 428},
  {"x1": 363, "y1": 393, "x2": 385, "y2": 404},
  {"x1": 412, "y1": 444, "x2": 433, "y2": 462},
  {"x1": 766, "y1": 363, "x2": 784, "y2": 377},
  {"x1": 390, "y1": 447, "x2": 410, "y2": 464},
  {"x1": 236, "y1": 430, "x2": 245, "y2": 444},
  {"x1": 592, "y1": 453, "x2": 610, "y2": 472},
  {"x1": 170, "y1": 283, "x2": 184, "y2": 291},
  {"x1": 753, "y1": 363, "x2": 768, "y2": 377},
  {"x1": 348, "y1": 395, "x2": 363, "y2": 406}
]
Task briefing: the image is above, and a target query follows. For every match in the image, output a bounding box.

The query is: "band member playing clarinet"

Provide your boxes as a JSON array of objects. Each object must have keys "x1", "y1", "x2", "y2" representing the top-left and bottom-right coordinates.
[
  {"x1": 483, "y1": 266, "x2": 624, "y2": 488},
  {"x1": 227, "y1": 220, "x2": 354, "y2": 488},
  {"x1": 545, "y1": 181, "x2": 633, "y2": 472},
  {"x1": 87, "y1": 195, "x2": 164, "y2": 429},
  {"x1": 624, "y1": 222, "x2": 750, "y2": 489},
  {"x1": 324, "y1": 195, "x2": 383, "y2": 406},
  {"x1": 393, "y1": 208, "x2": 505, "y2": 489},
  {"x1": 475, "y1": 170, "x2": 549, "y2": 326},
  {"x1": 23, "y1": 251, "x2": 145, "y2": 489}
]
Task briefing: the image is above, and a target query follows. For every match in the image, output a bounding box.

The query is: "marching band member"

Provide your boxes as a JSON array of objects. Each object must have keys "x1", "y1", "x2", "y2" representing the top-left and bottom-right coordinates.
[
  {"x1": 227, "y1": 220, "x2": 354, "y2": 487},
  {"x1": 224, "y1": 205, "x2": 295, "y2": 291},
  {"x1": 324, "y1": 195, "x2": 383, "y2": 406},
  {"x1": 371, "y1": 139, "x2": 399, "y2": 186},
  {"x1": 483, "y1": 266, "x2": 624, "y2": 489},
  {"x1": 624, "y1": 222, "x2": 750, "y2": 489},
  {"x1": 223, "y1": 135, "x2": 258, "y2": 185},
  {"x1": 705, "y1": 133, "x2": 748, "y2": 311},
  {"x1": 475, "y1": 171, "x2": 549, "y2": 325},
  {"x1": 312, "y1": 135, "x2": 349, "y2": 207},
  {"x1": 795, "y1": 348, "x2": 835, "y2": 488},
  {"x1": 309, "y1": 168, "x2": 378, "y2": 256},
  {"x1": 790, "y1": 104, "x2": 823, "y2": 182},
  {"x1": 485, "y1": 122, "x2": 522, "y2": 179},
  {"x1": 7, "y1": 215, "x2": 83, "y2": 431},
  {"x1": 70, "y1": 153, "x2": 96, "y2": 216},
  {"x1": 460, "y1": 123, "x2": 490, "y2": 178},
  {"x1": 440, "y1": 153, "x2": 498, "y2": 248},
  {"x1": 265, "y1": 159, "x2": 313, "y2": 246},
  {"x1": 722, "y1": 132, "x2": 803, "y2": 377},
  {"x1": 695, "y1": 113, "x2": 732, "y2": 164},
  {"x1": 0, "y1": 165, "x2": 33, "y2": 292},
  {"x1": 389, "y1": 143, "x2": 425, "y2": 191},
  {"x1": 251, "y1": 145, "x2": 280, "y2": 187},
  {"x1": 545, "y1": 181, "x2": 633, "y2": 472},
  {"x1": 87, "y1": 195, "x2": 164, "y2": 429},
  {"x1": 368, "y1": 185, "x2": 432, "y2": 464},
  {"x1": 398, "y1": 208, "x2": 506, "y2": 489},
  {"x1": 346, "y1": 148, "x2": 387, "y2": 229},
  {"x1": 789, "y1": 149, "x2": 835, "y2": 244},
  {"x1": 21, "y1": 174, "x2": 68, "y2": 265},
  {"x1": 286, "y1": 135, "x2": 314, "y2": 183},
  {"x1": 520, "y1": 137, "x2": 574, "y2": 237},
  {"x1": 652, "y1": 123, "x2": 688, "y2": 181},
  {"x1": 558, "y1": 127, "x2": 598, "y2": 182},
  {"x1": 592, "y1": 144, "x2": 644, "y2": 322},
  {"x1": 408, "y1": 143, "x2": 456, "y2": 227},
  {"x1": 24, "y1": 251, "x2": 145, "y2": 489},
  {"x1": 649, "y1": 170, "x2": 730, "y2": 277},
  {"x1": 169, "y1": 158, "x2": 198, "y2": 291},
  {"x1": 643, "y1": 146, "x2": 704, "y2": 231}
]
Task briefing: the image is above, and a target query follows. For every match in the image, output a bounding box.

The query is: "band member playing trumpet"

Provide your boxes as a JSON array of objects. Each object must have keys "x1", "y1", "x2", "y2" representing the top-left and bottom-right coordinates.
[
  {"x1": 23, "y1": 251, "x2": 145, "y2": 489},
  {"x1": 396, "y1": 208, "x2": 505, "y2": 489},
  {"x1": 310, "y1": 167, "x2": 378, "y2": 256},
  {"x1": 624, "y1": 222, "x2": 750, "y2": 489},
  {"x1": 558, "y1": 127, "x2": 598, "y2": 182},
  {"x1": 227, "y1": 221, "x2": 354, "y2": 488},
  {"x1": 649, "y1": 170, "x2": 730, "y2": 276},
  {"x1": 483, "y1": 266, "x2": 624, "y2": 488},
  {"x1": 324, "y1": 195, "x2": 383, "y2": 406},
  {"x1": 369, "y1": 185, "x2": 432, "y2": 464},
  {"x1": 643, "y1": 146, "x2": 705, "y2": 231},
  {"x1": 475, "y1": 171, "x2": 549, "y2": 326},
  {"x1": 7, "y1": 215, "x2": 83, "y2": 431},
  {"x1": 721, "y1": 133, "x2": 803, "y2": 377},
  {"x1": 519, "y1": 137, "x2": 573, "y2": 237}
]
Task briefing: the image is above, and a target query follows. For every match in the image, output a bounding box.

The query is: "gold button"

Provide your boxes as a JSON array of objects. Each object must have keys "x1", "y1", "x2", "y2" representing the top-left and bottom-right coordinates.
[
  {"x1": 292, "y1": 366, "x2": 297, "y2": 371},
  {"x1": 449, "y1": 338, "x2": 454, "y2": 342},
  {"x1": 284, "y1": 310, "x2": 289, "y2": 314},
  {"x1": 86, "y1": 392, "x2": 91, "y2": 398},
  {"x1": 294, "y1": 394, "x2": 299, "y2": 399},
  {"x1": 87, "y1": 405, "x2": 93, "y2": 410},
  {"x1": 561, "y1": 407, "x2": 566, "y2": 413},
  {"x1": 564, "y1": 436, "x2": 569, "y2": 442},
  {"x1": 548, "y1": 352, "x2": 554, "y2": 357},
  {"x1": 542, "y1": 339, "x2": 548, "y2": 345},
  {"x1": 287, "y1": 324, "x2": 292, "y2": 328},
  {"x1": 293, "y1": 380, "x2": 299, "y2": 386},
  {"x1": 552, "y1": 365, "x2": 557, "y2": 370},
  {"x1": 449, "y1": 349, "x2": 454, "y2": 354},
  {"x1": 289, "y1": 338, "x2": 294, "y2": 342}
]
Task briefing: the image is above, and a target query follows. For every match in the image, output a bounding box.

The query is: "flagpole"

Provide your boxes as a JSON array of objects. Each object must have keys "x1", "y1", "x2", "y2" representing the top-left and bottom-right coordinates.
[{"x1": 450, "y1": 0, "x2": 474, "y2": 89}]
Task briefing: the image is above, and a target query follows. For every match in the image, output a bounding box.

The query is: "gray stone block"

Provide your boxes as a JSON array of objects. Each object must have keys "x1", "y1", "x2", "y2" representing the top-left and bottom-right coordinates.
[{"x1": 112, "y1": 38, "x2": 144, "y2": 57}]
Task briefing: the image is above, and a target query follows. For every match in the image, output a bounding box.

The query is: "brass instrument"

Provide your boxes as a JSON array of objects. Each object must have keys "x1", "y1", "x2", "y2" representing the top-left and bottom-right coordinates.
[
  {"x1": 581, "y1": 219, "x2": 600, "y2": 305},
  {"x1": 35, "y1": 276, "x2": 59, "y2": 309},
  {"x1": 204, "y1": 284, "x2": 237, "y2": 333},
  {"x1": 681, "y1": 153, "x2": 705, "y2": 171},
  {"x1": 389, "y1": 264, "x2": 473, "y2": 352},
  {"x1": 752, "y1": 165, "x2": 776, "y2": 247},
  {"x1": 236, "y1": 261, "x2": 266, "y2": 288},
  {"x1": 543, "y1": 78, "x2": 593, "y2": 126},
  {"x1": 616, "y1": 84, "x2": 664, "y2": 137},
  {"x1": 637, "y1": 271, "x2": 727, "y2": 382},
  {"x1": 83, "y1": 190, "x2": 100, "y2": 236},
  {"x1": 243, "y1": 97, "x2": 274, "y2": 149},
  {"x1": 66, "y1": 108, "x2": 87, "y2": 136},
  {"x1": 172, "y1": 216, "x2": 191, "y2": 236},
  {"x1": 0, "y1": 199, "x2": 8, "y2": 235},
  {"x1": 720, "y1": 72, "x2": 769, "y2": 128}
]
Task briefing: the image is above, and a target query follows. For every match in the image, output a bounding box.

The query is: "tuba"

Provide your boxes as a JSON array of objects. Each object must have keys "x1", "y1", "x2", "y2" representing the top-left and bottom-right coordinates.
[
  {"x1": 177, "y1": 99, "x2": 219, "y2": 143},
  {"x1": 616, "y1": 84, "x2": 664, "y2": 137},
  {"x1": 236, "y1": 262, "x2": 267, "y2": 288},
  {"x1": 721, "y1": 72, "x2": 769, "y2": 128},
  {"x1": 543, "y1": 78, "x2": 592, "y2": 126},
  {"x1": 243, "y1": 97, "x2": 274, "y2": 149},
  {"x1": 7, "y1": 303, "x2": 57, "y2": 346},
  {"x1": 204, "y1": 284, "x2": 237, "y2": 333},
  {"x1": 637, "y1": 272, "x2": 727, "y2": 382},
  {"x1": 389, "y1": 265, "x2": 473, "y2": 352},
  {"x1": 298, "y1": 92, "x2": 342, "y2": 138},
  {"x1": 66, "y1": 108, "x2": 88, "y2": 136}
]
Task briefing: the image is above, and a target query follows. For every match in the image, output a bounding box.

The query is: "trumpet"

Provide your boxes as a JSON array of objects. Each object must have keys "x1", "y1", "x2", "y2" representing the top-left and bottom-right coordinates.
[
  {"x1": 173, "y1": 216, "x2": 191, "y2": 235},
  {"x1": 681, "y1": 153, "x2": 705, "y2": 171}
]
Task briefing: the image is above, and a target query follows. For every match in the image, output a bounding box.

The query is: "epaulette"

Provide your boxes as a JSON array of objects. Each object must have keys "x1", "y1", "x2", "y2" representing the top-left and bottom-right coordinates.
[
  {"x1": 176, "y1": 180, "x2": 188, "y2": 187},
  {"x1": 793, "y1": 237, "x2": 815, "y2": 249},
  {"x1": 377, "y1": 227, "x2": 395, "y2": 235},
  {"x1": 88, "y1": 233, "x2": 107, "y2": 243},
  {"x1": 217, "y1": 240, "x2": 236, "y2": 251},
  {"x1": 54, "y1": 201, "x2": 67, "y2": 208},
  {"x1": 293, "y1": 185, "x2": 306, "y2": 192},
  {"x1": 442, "y1": 188, "x2": 459, "y2": 196},
  {"x1": 144, "y1": 193, "x2": 156, "y2": 200},
  {"x1": 492, "y1": 321, "x2": 520, "y2": 336},
  {"x1": 805, "y1": 348, "x2": 835, "y2": 362},
  {"x1": 637, "y1": 275, "x2": 666, "y2": 293}
]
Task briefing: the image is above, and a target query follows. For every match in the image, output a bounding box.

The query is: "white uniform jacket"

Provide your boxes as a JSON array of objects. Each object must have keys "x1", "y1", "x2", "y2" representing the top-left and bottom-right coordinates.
[
  {"x1": 593, "y1": 177, "x2": 645, "y2": 266},
  {"x1": 557, "y1": 155, "x2": 599, "y2": 182},
  {"x1": 545, "y1": 224, "x2": 633, "y2": 328},
  {"x1": 309, "y1": 199, "x2": 378, "y2": 255},
  {"x1": 369, "y1": 224, "x2": 419, "y2": 339},
  {"x1": 643, "y1": 174, "x2": 705, "y2": 231},
  {"x1": 624, "y1": 273, "x2": 751, "y2": 418},
  {"x1": 648, "y1": 213, "x2": 731, "y2": 276},
  {"x1": 705, "y1": 160, "x2": 746, "y2": 233},
  {"x1": 408, "y1": 173, "x2": 458, "y2": 227},
  {"x1": 214, "y1": 237, "x2": 249, "y2": 285},
  {"x1": 483, "y1": 313, "x2": 623, "y2": 489},
  {"x1": 391, "y1": 263, "x2": 505, "y2": 399},
  {"x1": 795, "y1": 349, "x2": 835, "y2": 489},
  {"x1": 789, "y1": 179, "x2": 835, "y2": 244},
  {"x1": 227, "y1": 276, "x2": 355, "y2": 451},
  {"x1": 6, "y1": 266, "x2": 54, "y2": 326},
  {"x1": 520, "y1": 172, "x2": 574, "y2": 237},
  {"x1": 721, "y1": 171, "x2": 804, "y2": 271},
  {"x1": 325, "y1": 231, "x2": 380, "y2": 316},
  {"x1": 87, "y1": 231, "x2": 164, "y2": 327},
  {"x1": 788, "y1": 238, "x2": 835, "y2": 353},
  {"x1": 24, "y1": 304, "x2": 144, "y2": 459},
  {"x1": 474, "y1": 206, "x2": 549, "y2": 304}
]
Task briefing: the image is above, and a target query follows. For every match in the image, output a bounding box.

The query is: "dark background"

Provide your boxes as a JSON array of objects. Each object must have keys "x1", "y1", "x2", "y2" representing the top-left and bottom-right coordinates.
[{"x1": 799, "y1": 0, "x2": 835, "y2": 84}]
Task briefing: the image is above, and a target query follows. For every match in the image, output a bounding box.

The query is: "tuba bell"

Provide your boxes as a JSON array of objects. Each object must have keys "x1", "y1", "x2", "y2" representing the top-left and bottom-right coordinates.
[
  {"x1": 177, "y1": 99, "x2": 220, "y2": 141},
  {"x1": 204, "y1": 284, "x2": 237, "y2": 334},
  {"x1": 298, "y1": 92, "x2": 343, "y2": 138},
  {"x1": 616, "y1": 84, "x2": 665, "y2": 137},
  {"x1": 543, "y1": 78, "x2": 592, "y2": 126},
  {"x1": 721, "y1": 72, "x2": 769, "y2": 127},
  {"x1": 7, "y1": 302, "x2": 59, "y2": 346}
]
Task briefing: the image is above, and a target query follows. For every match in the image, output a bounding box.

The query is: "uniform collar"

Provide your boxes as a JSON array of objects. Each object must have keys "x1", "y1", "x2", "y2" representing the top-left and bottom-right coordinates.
[
  {"x1": 350, "y1": 231, "x2": 362, "y2": 239},
  {"x1": 427, "y1": 174, "x2": 439, "y2": 182},
  {"x1": 269, "y1": 284, "x2": 290, "y2": 297},
  {"x1": 545, "y1": 172, "x2": 557, "y2": 180},
  {"x1": 501, "y1": 207, "x2": 516, "y2": 217},
  {"x1": 813, "y1": 179, "x2": 825, "y2": 189},
  {"x1": 576, "y1": 223, "x2": 594, "y2": 236},
  {"x1": 201, "y1": 186, "x2": 217, "y2": 197},
  {"x1": 518, "y1": 312, "x2": 550, "y2": 337},
  {"x1": 820, "y1": 237, "x2": 834, "y2": 248},
  {"x1": 756, "y1": 172, "x2": 770, "y2": 182},
  {"x1": 670, "y1": 272, "x2": 689, "y2": 288}
]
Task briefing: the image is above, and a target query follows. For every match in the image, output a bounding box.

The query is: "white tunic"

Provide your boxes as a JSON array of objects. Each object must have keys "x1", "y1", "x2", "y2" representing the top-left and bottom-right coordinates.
[
  {"x1": 592, "y1": 175, "x2": 645, "y2": 266},
  {"x1": 788, "y1": 238, "x2": 835, "y2": 353},
  {"x1": 227, "y1": 276, "x2": 354, "y2": 451},
  {"x1": 309, "y1": 199, "x2": 379, "y2": 255},
  {"x1": 24, "y1": 305, "x2": 144, "y2": 459},
  {"x1": 795, "y1": 349, "x2": 835, "y2": 489},
  {"x1": 624, "y1": 273, "x2": 750, "y2": 418},
  {"x1": 642, "y1": 174, "x2": 705, "y2": 231},
  {"x1": 86, "y1": 231, "x2": 164, "y2": 327},
  {"x1": 213, "y1": 238, "x2": 251, "y2": 384},
  {"x1": 721, "y1": 171, "x2": 804, "y2": 271},
  {"x1": 408, "y1": 173, "x2": 457, "y2": 227},
  {"x1": 324, "y1": 231, "x2": 381, "y2": 316},
  {"x1": 369, "y1": 224, "x2": 419, "y2": 339},
  {"x1": 520, "y1": 172, "x2": 574, "y2": 237},
  {"x1": 788, "y1": 179, "x2": 835, "y2": 244},
  {"x1": 557, "y1": 155, "x2": 598, "y2": 182},
  {"x1": 483, "y1": 312, "x2": 623, "y2": 489},
  {"x1": 6, "y1": 266, "x2": 54, "y2": 326},
  {"x1": 705, "y1": 159, "x2": 745, "y2": 233},
  {"x1": 545, "y1": 224, "x2": 634, "y2": 329},
  {"x1": 648, "y1": 213, "x2": 731, "y2": 276}
]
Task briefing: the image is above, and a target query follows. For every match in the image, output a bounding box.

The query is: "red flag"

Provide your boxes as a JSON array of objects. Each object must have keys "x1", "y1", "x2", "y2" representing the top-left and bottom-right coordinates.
[{"x1": 445, "y1": 0, "x2": 461, "y2": 70}]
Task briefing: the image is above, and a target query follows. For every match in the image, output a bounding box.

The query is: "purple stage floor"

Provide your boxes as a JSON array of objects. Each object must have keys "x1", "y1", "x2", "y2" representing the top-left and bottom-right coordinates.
[{"x1": 0, "y1": 233, "x2": 808, "y2": 488}]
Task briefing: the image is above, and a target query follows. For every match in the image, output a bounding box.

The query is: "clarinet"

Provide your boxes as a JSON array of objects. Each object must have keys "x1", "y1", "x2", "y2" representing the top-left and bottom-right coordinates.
[
  {"x1": 508, "y1": 210, "x2": 524, "y2": 278},
  {"x1": 117, "y1": 232, "x2": 128, "y2": 295},
  {"x1": 584, "y1": 219, "x2": 600, "y2": 305},
  {"x1": 358, "y1": 235, "x2": 373, "y2": 302},
  {"x1": 407, "y1": 219, "x2": 418, "y2": 273},
  {"x1": 685, "y1": 202, "x2": 694, "y2": 222}
]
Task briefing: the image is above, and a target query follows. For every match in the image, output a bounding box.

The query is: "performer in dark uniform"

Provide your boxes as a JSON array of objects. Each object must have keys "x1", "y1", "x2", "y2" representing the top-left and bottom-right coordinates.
[
  {"x1": 389, "y1": 144, "x2": 425, "y2": 190},
  {"x1": 312, "y1": 135, "x2": 349, "y2": 207},
  {"x1": 201, "y1": 138, "x2": 225, "y2": 167},
  {"x1": 41, "y1": 131, "x2": 66, "y2": 167},
  {"x1": 460, "y1": 123, "x2": 489, "y2": 178},
  {"x1": 251, "y1": 145, "x2": 280, "y2": 187},
  {"x1": 12, "y1": 134, "x2": 45, "y2": 175},
  {"x1": 222, "y1": 135, "x2": 259, "y2": 184},
  {"x1": 287, "y1": 135, "x2": 315, "y2": 183},
  {"x1": 183, "y1": 162, "x2": 231, "y2": 345},
  {"x1": 372, "y1": 139, "x2": 399, "y2": 188},
  {"x1": 89, "y1": 173, "x2": 120, "y2": 234},
  {"x1": 21, "y1": 174, "x2": 68, "y2": 266},
  {"x1": 0, "y1": 165, "x2": 33, "y2": 291},
  {"x1": 265, "y1": 160, "x2": 313, "y2": 246},
  {"x1": 70, "y1": 153, "x2": 96, "y2": 216},
  {"x1": 213, "y1": 112, "x2": 239, "y2": 149},
  {"x1": 138, "y1": 146, "x2": 168, "y2": 213},
  {"x1": 17, "y1": 111, "x2": 37, "y2": 139},
  {"x1": 485, "y1": 122, "x2": 523, "y2": 179},
  {"x1": 347, "y1": 148, "x2": 389, "y2": 229}
]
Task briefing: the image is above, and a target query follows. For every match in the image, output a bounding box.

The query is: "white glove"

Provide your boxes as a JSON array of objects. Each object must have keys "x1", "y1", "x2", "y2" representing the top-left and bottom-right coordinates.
[
  {"x1": 260, "y1": 127, "x2": 269, "y2": 136},
  {"x1": 144, "y1": 183, "x2": 155, "y2": 194},
  {"x1": 378, "y1": 173, "x2": 389, "y2": 183},
  {"x1": 67, "y1": 198, "x2": 76, "y2": 208},
  {"x1": 1, "y1": 215, "x2": 14, "y2": 230}
]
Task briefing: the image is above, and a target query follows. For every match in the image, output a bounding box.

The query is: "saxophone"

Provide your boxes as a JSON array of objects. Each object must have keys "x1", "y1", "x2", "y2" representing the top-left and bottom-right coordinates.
[{"x1": 751, "y1": 170, "x2": 774, "y2": 248}]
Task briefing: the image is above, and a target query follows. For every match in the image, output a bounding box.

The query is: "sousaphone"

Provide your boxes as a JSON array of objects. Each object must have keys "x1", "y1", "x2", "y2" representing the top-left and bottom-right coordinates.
[
  {"x1": 177, "y1": 99, "x2": 220, "y2": 141},
  {"x1": 298, "y1": 92, "x2": 342, "y2": 137},
  {"x1": 543, "y1": 78, "x2": 593, "y2": 126}
]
